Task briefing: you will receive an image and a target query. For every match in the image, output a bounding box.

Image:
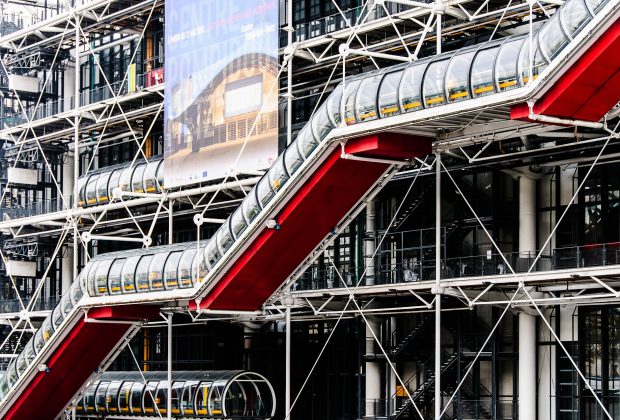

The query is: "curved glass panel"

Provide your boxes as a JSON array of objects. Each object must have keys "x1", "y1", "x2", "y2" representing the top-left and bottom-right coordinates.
[
  {"x1": 518, "y1": 34, "x2": 547, "y2": 84},
  {"x1": 171, "y1": 381, "x2": 184, "y2": 415},
  {"x1": 77, "y1": 176, "x2": 89, "y2": 207},
  {"x1": 256, "y1": 175, "x2": 275, "y2": 208},
  {"x1": 131, "y1": 164, "x2": 147, "y2": 193},
  {"x1": 178, "y1": 248, "x2": 198, "y2": 288},
  {"x1": 71, "y1": 276, "x2": 84, "y2": 305},
  {"x1": 195, "y1": 382, "x2": 212, "y2": 416},
  {"x1": 446, "y1": 51, "x2": 475, "y2": 102},
  {"x1": 95, "y1": 381, "x2": 110, "y2": 412},
  {"x1": 400, "y1": 63, "x2": 426, "y2": 112},
  {"x1": 119, "y1": 381, "x2": 134, "y2": 413},
  {"x1": 208, "y1": 384, "x2": 225, "y2": 416},
  {"x1": 135, "y1": 255, "x2": 154, "y2": 292},
  {"x1": 495, "y1": 37, "x2": 524, "y2": 91},
  {"x1": 326, "y1": 84, "x2": 343, "y2": 126},
  {"x1": 296, "y1": 126, "x2": 319, "y2": 159},
  {"x1": 343, "y1": 79, "x2": 363, "y2": 125},
  {"x1": 143, "y1": 161, "x2": 159, "y2": 193},
  {"x1": 561, "y1": 0, "x2": 592, "y2": 37},
  {"x1": 284, "y1": 141, "x2": 304, "y2": 177},
  {"x1": 356, "y1": 75, "x2": 381, "y2": 122},
  {"x1": 217, "y1": 223, "x2": 235, "y2": 255},
  {"x1": 192, "y1": 251, "x2": 209, "y2": 284},
  {"x1": 6, "y1": 363, "x2": 17, "y2": 386},
  {"x1": 471, "y1": 46, "x2": 500, "y2": 98},
  {"x1": 130, "y1": 382, "x2": 145, "y2": 414},
  {"x1": 378, "y1": 70, "x2": 403, "y2": 118},
  {"x1": 107, "y1": 169, "x2": 121, "y2": 200},
  {"x1": 230, "y1": 206, "x2": 248, "y2": 240},
  {"x1": 148, "y1": 252, "x2": 169, "y2": 291},
  {"x1": 108, "y1": 258, "x2": 125, "y2": 295},
  {"x1": 85, "y1": 174, "x2": 99, "y2": 206},
  {"x1": 51, "y1": 302, "x2": 64, "y2": 331},
  {"x1": 24, "y1": 338, "x2": 36, "y2": 365},
  {"x1": 15, "y1": 351, "x2": 27, "y2": 377},
  {"x1": 41, "y1": 317, "x2": 54, "y2": 342},
  {"x1": 155, "y1": 161, "x2": 164, "y2": 192},
  {"x1": 142, "y1": 381, "x2": 158, "y2": 414},
  {"x1": 121, "y1": 255, "x2": 140, "y2": 293},
  {"x1": 311, "y1": 103, "x2": 334, "y2": 141},
  {"x1": 586, "y1": 0, "x2": 608, "y2": 13},
  {"x1": 96, "y1": 172, "x2": 110, "y2": 205},
  {"x1": 164, "y1": 251, "x2": 182, "y2": 289},
  {"x1": 181, "y1": 381, "x2": 198, "y2": 416},
  {"x1": 119, "y1": 167, "x2": 134, "y2": 192},
  {"x1": 106, "y1": 381, "x2": 121, "y2": 413},
  {"x1": 155, "y1": 381, "x2": 169, "y2": 414},
  {"x1": 86, "y1": 260, "x2": 101, "y2": 297},
  {"x1": 95, "y1": 258, "x2": 113, "y2": 296},
  {"x1": 84, "y1": 383, "x2": 97, "y2": 413},
  {"x1": 242, "y1": 189, "x2": 261, "y2": 224},
  {"x1": 422, "y1": 59, "x2": 450, "y2": 107},
  {"x1": 61, "y1": 293, "x2": 73, "y2": 318},
  {"x1": 539, "y1": 13, "x2": 570, "y2": 60},
  {"x1": 205, "y1": 238, "x2": 222, "y2": 270},
  {"x1": 269, "y1": 155, "x2": 289, "y2": 194}
]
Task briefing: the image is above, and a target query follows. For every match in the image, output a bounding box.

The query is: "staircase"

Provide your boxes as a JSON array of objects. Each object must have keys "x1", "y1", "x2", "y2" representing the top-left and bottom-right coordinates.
[{"x1": 390, "y1": 314, "x2": 432, "y2": 359}]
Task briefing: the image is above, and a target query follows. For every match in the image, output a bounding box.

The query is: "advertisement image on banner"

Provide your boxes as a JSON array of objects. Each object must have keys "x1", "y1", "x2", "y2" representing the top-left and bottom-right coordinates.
[{"x1": 164, "y1": 0, "x2": 279, "y2": 188}]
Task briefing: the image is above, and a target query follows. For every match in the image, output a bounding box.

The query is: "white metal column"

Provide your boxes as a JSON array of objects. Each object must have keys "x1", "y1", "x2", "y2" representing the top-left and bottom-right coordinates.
[
  {"x1": 365, "y1": 320, "x2": 381, "y2": 418},
  {"x1": 167, "y1": 313, "x2": 173, "y2": 420},
  {"x1": 285, "y1": 305, "x2": 291, "y2": 417},
  {"x1": 435, "y1": 152, "x2": 442, "y2": 419},
  {"x1": 519, "y1": 175, "x2": 537, "y2": 256},
  {"x1": 365, "y1": 199, "x2": 376, "y2": 286},
  {"x1": 519, "y1": 312, "x2": 537, "y2": 420}
]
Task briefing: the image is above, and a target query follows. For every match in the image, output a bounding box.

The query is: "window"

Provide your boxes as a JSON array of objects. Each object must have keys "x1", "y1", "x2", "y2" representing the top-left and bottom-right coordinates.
[
  {"x1": 378, "y1": 70, "x2": 403, "y2": 118},
  {"x1": 164, "y1": 251, "x2": 182, "y2": 289},
  {"x1": 135, "y1": 255, "x2": 154, "y2": 291}
]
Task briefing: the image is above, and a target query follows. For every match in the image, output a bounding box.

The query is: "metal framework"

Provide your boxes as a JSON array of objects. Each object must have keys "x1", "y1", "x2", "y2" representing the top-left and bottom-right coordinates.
[{"x1": 0, "y1": 0, "x2": 618, "y2": 418}]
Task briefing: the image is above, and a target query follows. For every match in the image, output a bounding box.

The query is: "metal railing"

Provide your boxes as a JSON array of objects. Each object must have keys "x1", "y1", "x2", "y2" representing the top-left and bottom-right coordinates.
[
  {"x1": 0, "y1": 296, "x2": 59, "y2": 314},
  {"x1": 0, "y1": 197, "x2": 72, "y2": 221}
]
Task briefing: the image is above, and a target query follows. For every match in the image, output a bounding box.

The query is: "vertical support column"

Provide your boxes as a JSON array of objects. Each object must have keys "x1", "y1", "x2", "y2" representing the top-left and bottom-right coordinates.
[
  {"x1": 519, "y1": 313, "x2": 537, "y2": 420},
  {"x1": 168, "y1": 199, "x2": 174, "y2": 245},
  {"x1": 365, "y1": 319, "x2": 381, "y2": 419},
  {"x1": 519, "y1": 175, "x2": 536, "y2": 258},
  {"x1": 286, "y1": 0, "x2": 293, "y2": 145},
  {"x1": 365, "y1": 199, "x2": 376, "y2": 286},
  {"x1": 285, "y1": 305, "x2": 291, "y2": 418},
  {"x1": 167, "y1": 313, "x2": 173, "y2": 420},
  {"x1": 72, "y1": 13, "x2": 81, "y2": 280},
  {"x1": 435, "y1": 152, "x2": 442, "y2": 419}
]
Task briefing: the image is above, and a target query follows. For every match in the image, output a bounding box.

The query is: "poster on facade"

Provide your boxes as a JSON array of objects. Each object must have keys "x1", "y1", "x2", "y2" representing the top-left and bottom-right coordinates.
[{"x1": 164, "y1": 0, "x2": 279, "y2": 188}]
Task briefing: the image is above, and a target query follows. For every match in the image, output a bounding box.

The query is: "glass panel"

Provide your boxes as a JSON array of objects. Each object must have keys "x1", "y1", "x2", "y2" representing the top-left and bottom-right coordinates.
[
  {"x1": 181, "y1": 381, "x2": 198, "y2": 416},
  {"x1": 71, "y1": 275, "x2": 84, "y2": 304},
  {"x1": 422, "y1": 59, "x2": 450, "y2": 107},
  {"x1": 296, "y1": 126, "x2": 319, "y2": 159},
  {"x1": 156, "y1": 161, "x2": 164, "y2": 191},
  {"x1": 284, "y1": 141, "x2": 304, "y2": 177},
  {"x1": 561, "y1": 0, "x2": 592, "y2": 37},
  {"x1": 446, "y1": 51, "x2": 475, "y2": 102},
  {"x1": 217, "y1": 223, "x2": 235, "y2": 254},
  {"x1": 84, "y1": 384, "x2": 97, "y2": 413},
  {"x1": 119, "y1": 381, "x2": 133, "y2": 414},
  {"x1": 24, "y1": 338, "x2": 36, "y2": 365},
  {"x1": 108, "y1": 258, "x2": 125, "y2": 295},
  {"x1": 400, "y1": 63, "x2": 426, "y2": 112},
  {"x1": 85, "y1": 174, "x2": 99, "y2": 206},
  {"x1": 155, "y1": 381, "x2": 169, "y2": 414},
  {"x1": 586, "y1": 0, "x2": 607, "y2": 13},
  {"x1": 107, "y1": 169, "x2": 121, "y2": 199},
  {"x1": 86, "y1": 260, "x2": 100, "y2": 297},
  {"x1": 148, "y1": 252, "x2": 169, "y2": 291},
  {"x1": 164, "y1": 251, "x2": 182, "y2": 289},
  {"x1": 77, "y1": 176, "x2": 88, "y2": 207},
  {"x1": 378, "y1": 70, "x2": 403, "y2": 118},
  {"x1": 15, "y1": 351, "x2": 27, "y2": 377},
  {"x1": 135, "y1": 255, "x2": 154, "y2": 292},
  {"x1": 208, "y1": 384, "x2": 224, "y2": 416},
  {"x1": 121, "y1": 255, "x2": 140, "y2": 293},
  {"x1": 178, "y1": 248, "x2": 198, "y2": 288},
  {"x1": 269, "y1": 155, "x2": 289, "y2": 194},
  {"x1": 518, "y1": 34, "x2": 547, "y2": 84},
  {"x1": 143, "y1": 161, "x2": 159, "y2": 193},
  {"x1": 131, "y1": 164, "x2": 147, "y2": 193},
  {"x1": 106, "y1": 381, "x2": 121, "y2": 413},
  {"x1": 96, "y1": 173, "x2": 110, "y2": 205},
  {"x1": 343, "y1": 79, "x2": 362, "y2": 125},
  {"x1": 130, "y1": 382, "x2": 144, "y2": 414},
  {"x1": 95, "y1": 381, "x2": 110, "y2": 412},
  {"x1": 143, "y1": 381, "x2": 158, "y2": 414},
  {"x1": 61, "y1": 293, "x2": 73, "y2": 318},
  {"x1": 311, "y1": 103, "x2": 333, "y2": 141},
  {"x1": 119, "y1": 167, "x2": 134, "y2": 192},
  {"x1": 242, "y1": 190, "x2": 261, "y2": 223},
  {"x1": 130, "y1": 382, "x2": 145, "y2": 414},
  {"x1": 205, "y1": 238, "x2": 222, "y2": 270},
  {"x1": 51, "y1": 303, "x2": 64, "y2": 330},
  {"x1": 192, "y1": 251, "x2": 208, "y2": 285},
  {"x1": 471, "y1": 46, "x2": 500, "y2": 98},
  {"x1": 257, "y1": 174, "x2": 275, "y2": 208},
  {"x1": 230, "y1": 206, "x2": 248, "y2": 240},
  {"x1": 95, "y1": 258, "x2": 113, "y2": 296},
  {"x1": 356, "y1": 75, "x2": 381, "y2": 122},
  {"x1": 495, "y1": 37, "x2": 524, "y2": 91},
  {"x1": 326, "y1": 83, "x2": 343, "y2": 126},
  {"x1": 41, "y1": 317, "x2": 54, "y2": 342},
  {"x1": 539, "y1": 13, "x2": 569, "y2": 60},
  {"x1": 195, "y1": 382, "x2": 212, "y2": 416},
  {"x1": 171, "y1": 381, "x2": 184, "y2": 414},
  {"x1": 6, "y1": 362, "x2": 17, "y2": 386}
]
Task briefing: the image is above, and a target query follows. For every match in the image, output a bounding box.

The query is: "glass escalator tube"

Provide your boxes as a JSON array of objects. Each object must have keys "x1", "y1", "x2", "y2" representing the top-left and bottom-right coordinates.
[
  {"x1": 148, "y1": 251, "x2": 169, "y2": 291},
  {"x1": 268, "y1": 154, "x2": 289, "y2": 195},
  {"x1": 164, "y1": 250, "x2": 182, "y2": 289},
  {"x1": 326, "y1": 83, "x2": 343, "y2": 126},
  {"x1": 83, "y1": 383, "x2": 98, "y2": 414},
  {"x1": 130, "y1": 382, "x2": 145, "y2": 414},
  {"x1": 118, "y1": 380, "x2": 134, "y2": 413},
  {"x1": 399, "y1": 61, "x2": 427, "y2": 112},
  {"x1": 108, "y1": 257, "x2": 125, "y2": 295},
  {"x1": 355, "y1": 74, "x2": 382, "y2": 123},
  {"x1": 284, "y1": 139, "x2": 304, "y2": 180},
  {"x1": 192, "y1": 249, "x2": 209, "y2": 285},
  {"x1": 181, "y1": 381, "x2": 199, "y2": 416},
  {"x1": 86, "y1": 260, "x2": 101, "y2": 297},
  {"x1": 85, "y1": 174, "x2": 100, "y2": 207},
  {"x1": 106, "y1": 380, "x2": 122, "y2": 414},
  {"x1": 216, "y1": 221, "x2": 235, "y2": 256},
  {"x1": 422, "y1": 56, "x2": 451, "y2": 108},
  {"x1": 76, "y1": 175, "x2": 89, "y2": 207},
  {"x1": 518, "y1": 32, "x2": 548, "y2": 85},
  {"x1": 96, "y1": 171, "x2": 111, "y2": 205},
  {"x1": 495, "y1": 35, "x2": 525, "y2": 92},
  {"x1": 585, "y1": 0, "x2": 609, "y2": 14},
  {"x1": 135, "y1": 254, "x2": 154, "y2": 292},
  {"x1": 131, "y1": 163, "x2": 147, "y2": 194},
  {"x1": 142, "y1": 380, "x2": 158, "y2": 414},
  {"x1": 241, "y1": 188, "x2": 261, "y2": 224},
  {"x1": 178, "y1": 248, "x2": 198, "y2": 288},
  {"x1": 230, "y1": 205, "x2": 249, "y2": 241},
  {"x1": 256, "y1": 173, "x2": 275, "y2": 209},
  {"x1": 311, "y1": 102, "x2": 335, "y2": 142},
  {"x1": 121, "y1": 255, "x2": 140, "y2": 293},
  {"x1": 378, "y1": 68, "x2": 404, "y2": 118},
  {"x1": 538, "y1": 12, "x2": 570, "y2": 61},
  {"x1": 155, "y1": 160, "x2": 165, "y2": 192},
  {"x1": 94, "y1": 380, "x2": 110, "y2": 413},
  {"x1": 118, "y1": 166, "x2": 135, "y2": 194},
  {"x1": 143, "y1": 160, "x2": 160, "y2": 193},
  {"x1": 107, "y1": 168, "x2": 122, "y2": 201},
  {"x1": 95, "y1": 258, "x2": 114, "y2": 296},
  {"x1": 445, "y1": 48, "x2": 476, "y2": 103},
  {"x1": 343, "y1": 78, "x2": 363, "y2": 125},
  {"x1": 561, "y1": 0, "x2": 593, "y2": 37},
  {"x1": 470, "y1": 43, "x2": 501, "y2": 98}
]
